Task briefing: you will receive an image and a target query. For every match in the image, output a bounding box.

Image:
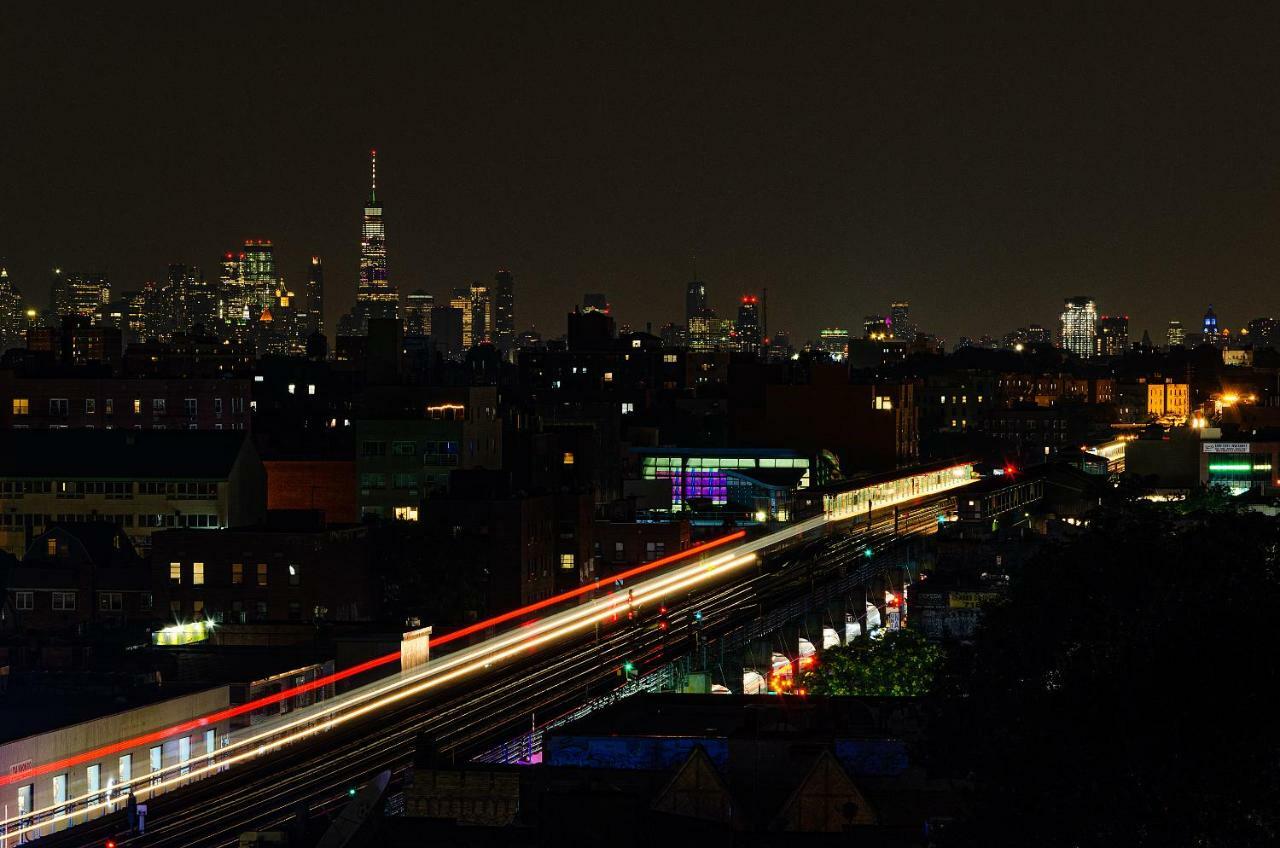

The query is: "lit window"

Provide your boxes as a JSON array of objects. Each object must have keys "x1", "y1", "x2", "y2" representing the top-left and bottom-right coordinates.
[
  {"x1": 621, "y1": 402, "x2": 635, "y2": 414},
  {"x1": 287, "y1": 384, "x2": 296, "y2": 395},
  {"x1": 46, "y1": 537, "x2": 58, "y2": 556},
  {"x1": 663, "y1": 354, "x2": 678, "y2": 363},
  {"x1": 192, "y1": 562, "x2": 204, "y2": 585},
  {"x1": 254, "y1": 375, "x2": 264, "y2": 382},
  {"x1": 12, "y1": 398, "x2": 29, "y2": 415},
  {"x1": 170, "y1": 562, "x2": 181, "y2": 584},
  {"x1": 562, "y1": 451, "x2": 575, "y2": 465},
  {"x1": 603, "y1": 372, "x2": 614, "y2": 382},
  {"x1": 133, "y1": 399, "x2": 142, "y2": 414},
  {"x1": 559, "y1": 553, "x2": 575, "y2": 570},
  {"x1": 231, "y1": 563, "x2": 243, "y2": 585},
  {"x1": 393, "y1": 505, "x2": 420, "y2": 521},
  {"x1": 874, "y1": 396, "x2": 893, "y2": 410},
  {"x1": 308, "y1": 384, "x2": 316, "y2": 395},
  {"x1": 257, "y1": 563, "x2": 268, "y2": 587},
  {"x1": 632, "y1": 339, "x2": 642, "y2": 348},
  {"x1": 288, "y1": 563, "x2": 300, "y2": 585}
]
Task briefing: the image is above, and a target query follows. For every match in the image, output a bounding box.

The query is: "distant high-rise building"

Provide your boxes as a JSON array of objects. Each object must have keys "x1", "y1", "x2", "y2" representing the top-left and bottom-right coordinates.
[
  {"x1": 1166, "y1": 320, "x2": 1186, "y2": 349},
  {"x1": 863, "y1": 315, "x2": 891, "y2": 340},
  {"x1": 168, "y1": 263, "x2": 214, "y2": 333},
  {"x1": 305, "y1": 256, "x2": 324, "y2": 337},
  {"x1": 819, "y1": 328, "x2": 850, "y2": 361},
  {"x1": 0, "y1": 265, "x2": 29, "y2": 352},
  {"x1": 888, "y1": 301, "x2": 914, "y2": 341},
  {"x1": 493, "y1": 270, "x2": 515, "y2": 352},
  {"x1": 687, "y1": 315, "x2": 734, "y2": 351},
  {"x1": 583, "y1": 293, "x2": 610, "y2": 314},
  {"x1": 1060, "y1": 296, "x2": 1098, "y2": 358},
  {"x1": 1203, "y1": 304, "x2": 1221, "y2": 347},
  {"x1": 218, "y1": 250, "x2": 247, "y2": 326},
  {"x1": 1095, "y1": 314, "x2": 1129, "y2": 357},
  {"x1": 50, "y1": 269, "x2": 110, "y2": 323},
  {"x1": 429, "y1": 305, "x2": 465, "y2": 360},
  {"x1": 340, "y1": 149, "x2": 399, "y2": 335},
  {"x1": 735, "y1": 294, "x2": 761, "y2": 355},
  {"x1": 450, "y1": 285, "x2": 493, "y2": 348},
  {"x1": 1247, "y1": 316, "x2": 1278, "y2": 349},
  {"x1": 685, "y1": 279, "x2": 708, "y2": 323},
  {"x1": 356, "y1": 150, "x2": 397, "y2": 317},
  {"x1": 241, "y1": 240, "x2": 277, "y2": 316},
  {"x1": 405, "y1": 290, "x2": 434, "y2": 337}
]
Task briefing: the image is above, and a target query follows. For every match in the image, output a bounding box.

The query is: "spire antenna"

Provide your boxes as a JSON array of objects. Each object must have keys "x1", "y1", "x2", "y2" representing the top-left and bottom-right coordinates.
[{"x1": 370, "y1": 148, "x2": 378, "y2": 203}]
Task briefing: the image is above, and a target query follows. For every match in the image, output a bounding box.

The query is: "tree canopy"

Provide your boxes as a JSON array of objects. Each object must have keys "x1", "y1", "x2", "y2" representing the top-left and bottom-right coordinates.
[
  {"x1": 803, "y1": 628, "x2": 944, "y2": 697},
  {"x1": 939, "y1": 504, "x2": 1280, "y2": 847}
]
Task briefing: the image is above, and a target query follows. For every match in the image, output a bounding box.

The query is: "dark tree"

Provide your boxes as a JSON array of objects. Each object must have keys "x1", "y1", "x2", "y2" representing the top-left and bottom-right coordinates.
[
  {"x1": 803, "y1": 628, "x2": 944, "y2": 696},
  {"x1": 941, "y1": 504, "x2": 1280, "y2": 847}
]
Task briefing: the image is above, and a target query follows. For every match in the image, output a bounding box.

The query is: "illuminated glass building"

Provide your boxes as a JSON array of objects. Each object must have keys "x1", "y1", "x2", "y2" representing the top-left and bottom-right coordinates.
[
  {"x1": 1060, "y1": 296, "x2": 1098, "y2": 358},
  {"x1": 685, "y1": 279, "x2": 707, "y2": 324},
  {"x1": 0, "y1": 265, "x2": 30, "y2": 352},
  {"x1": 241, "y1": 240, "x2": 277, "y2": 315},
  {"x1": 1203, "y1": 304, "x2": 1221, "y2": 347},
  {"x1": 636, "y1": 447, "x2": 811, "y2": 525},
  {"x1": 1166, "y1": 320, "x2": 1185, "y2": 349},
  {"x1": 49, "y1": 270, "x2": 110, "y2": 323},
  {"x1": 888, "y1": 300, "x2": 914, "y2": 341},
  {"x1": 355, "y1": 149, "x2": 399, "y2": 322}
]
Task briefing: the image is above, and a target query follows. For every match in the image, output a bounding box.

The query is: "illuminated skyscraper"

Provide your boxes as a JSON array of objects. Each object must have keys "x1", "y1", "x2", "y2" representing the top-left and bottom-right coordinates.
[
  {"x1": 0, "y1": 265, "x2": 29, "y2": 352},
  {"x1": 888, "y1": 301, "x2": 913, "y2": 341},
  {"x1": 356, "y1": 149, "x2": 398, "y2": 319},
  {"x1": 1203, "y1": 304, "x2": 1220, "y2": 347},
  {"x1": 1166, "y1": 320, "x2": 1185, "y2": 349},
  {"x1": 304, "y1": 256, "x2": 324, "y2": 337},
  {"x1": 241, "y1": 240, "x2": 277, "y2": 315},
  {"x1": 1095, "y1": 314, "x2": 1129, "y2": 357},
  {"x1": 49, "y1": 270, "x2": 110, "y2": 322},
  {"x1": 735, "y1": 294, "x2": 761, "y2": 355},
  {"x1": 405, "y1": 290, "x2": 434, "y2": 337},
  {"x1": 493, "y1": 270, "x2": 515, "y2": 352},
  {"x1": 1060, "y1": 296, "x2": 1098, "y2": 358}
]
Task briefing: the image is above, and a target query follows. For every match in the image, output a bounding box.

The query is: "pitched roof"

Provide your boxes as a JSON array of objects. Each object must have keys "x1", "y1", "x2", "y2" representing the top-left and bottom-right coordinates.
[{"x1": 0, "y1": 430, "x2": 252, "y2": 479}]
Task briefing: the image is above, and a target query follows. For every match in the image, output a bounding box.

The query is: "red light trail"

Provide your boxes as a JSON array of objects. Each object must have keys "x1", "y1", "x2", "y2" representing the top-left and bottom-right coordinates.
[{"x1": 0, "y1": 530, "x2": 745, "y2": 789}]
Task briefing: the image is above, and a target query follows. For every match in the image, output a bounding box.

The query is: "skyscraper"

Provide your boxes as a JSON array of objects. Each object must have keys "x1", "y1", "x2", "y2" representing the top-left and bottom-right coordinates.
[
  {"x1": 50, "y1": 270, "x2": 110, "y2": 322},
  {"x1": 889, "y1": 301, "x2": 914, "y2": 341},
  {"x1": 241, "y1": 240, "x2": 277, "y2": 316},
  {"x1": 168, "y1": 263, "x2": 214, "y2": 333},
  {"x1": 1203, "y1": 304, "x2": 1220, "y2": 347},
  {"x1": 685, "y1": 279, "x2": 708, "y2": 323},
  {"x1": 493, "y1": 270, "x2": 515, "y2": 352},
  {"x1": 1060, "y1": 296, "x2": 1098, "y2": 358},
  {"x1": 405, "y1": 290, "x2": 434, "y2": 337},
  {"x1": 305, "y1": 256, "x2": 324, "y2": 337},
  {"x1": 218, "y1": 250, "x2": 247, "y2": 325},
  {"x1": 1166, "y1": 320, "x2": 1185, "y2": 349},
  {"x1": 355, "y1": 149, "x2": 398, "y2": 321},
  {"x1": 0, "y1": 265, "x2": 28, "y2": 352},
  {"x1": 1095, "y1": 314, "x2": 1129, "y2": 357},
  {"x1": 735, "y1": 294, "x2": 761, "y2": 355}
]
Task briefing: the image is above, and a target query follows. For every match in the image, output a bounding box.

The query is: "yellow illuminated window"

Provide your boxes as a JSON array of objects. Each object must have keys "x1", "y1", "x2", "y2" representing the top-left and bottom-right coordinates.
[
  {"x1": 257, "y1": 563, "x2": 268, "y2": 587},
  {"x1": 562, "y1": 451, "x2": 575, "y2": 465},
  {"x1": 12, "y1": 399, "x2": 28, "y2": 416},
  {"x1": 560, "y1": 553, "x2": 575, "y2": 570},
  {"x1": 133, "y1": 399, "x2": 142, "y2": 414},
  {"x1": 46, "y1": 538, "x2": 57, "y2": 556},
  {"x1": 231, "y1": 563, "x2": 243, "y2": 585},
  {"x1": 170, "y1": 562, "x2": 181, "y2": 584},
  {"x1": 192, "y1": 562, "x2": 204, "y2": 586},
  {"x1": 393, "y1": 505, "x2": 420, "y2": 521}
]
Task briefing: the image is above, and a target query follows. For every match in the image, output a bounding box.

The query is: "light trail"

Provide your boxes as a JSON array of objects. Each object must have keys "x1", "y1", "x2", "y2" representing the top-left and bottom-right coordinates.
[
  {"x1": 0, "y1": 531, "x2": 747, "y2": 796},
  {"x1": 3, "y1": 551, "x2": 761, "y2": 842},
  {"x1": 3, "y1": 464, "x2": 975, "y2": 840}
]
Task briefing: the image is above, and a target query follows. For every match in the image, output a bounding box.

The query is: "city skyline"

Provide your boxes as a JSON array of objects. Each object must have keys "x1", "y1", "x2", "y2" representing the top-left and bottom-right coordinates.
[{"x1": 6, "y1": 5, "x2": 1280, "y2": 342}]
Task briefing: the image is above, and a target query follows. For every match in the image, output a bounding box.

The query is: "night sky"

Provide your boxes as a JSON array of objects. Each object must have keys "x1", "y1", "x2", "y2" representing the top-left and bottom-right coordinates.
[{"x1": 5, "y1": 3, "x2": 1280, "y2": 343}]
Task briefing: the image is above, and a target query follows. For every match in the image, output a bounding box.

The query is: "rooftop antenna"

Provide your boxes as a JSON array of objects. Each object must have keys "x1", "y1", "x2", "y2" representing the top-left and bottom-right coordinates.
[{"x1": 370, "y1": 148, "x2": 378, "y2": 203}]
